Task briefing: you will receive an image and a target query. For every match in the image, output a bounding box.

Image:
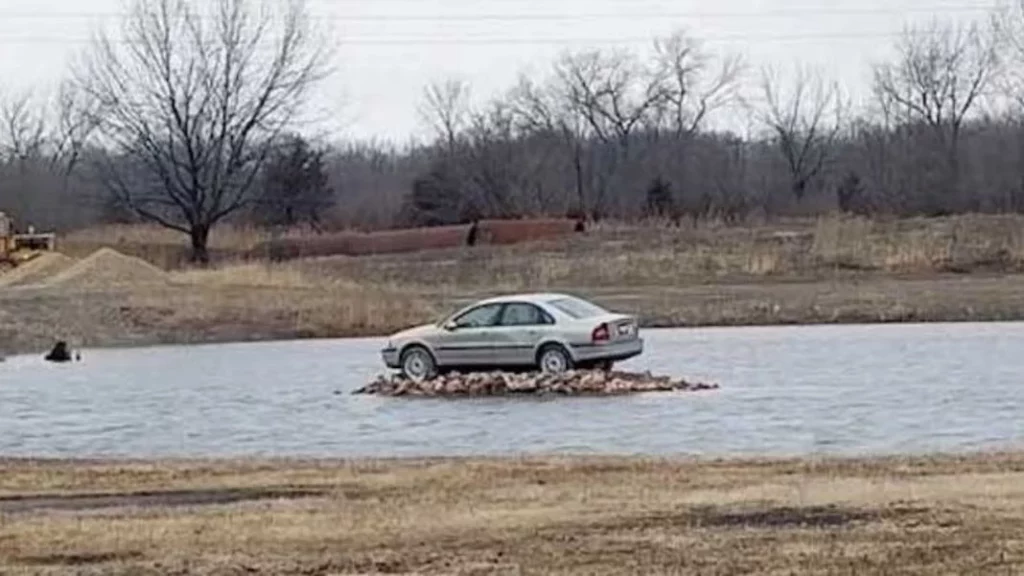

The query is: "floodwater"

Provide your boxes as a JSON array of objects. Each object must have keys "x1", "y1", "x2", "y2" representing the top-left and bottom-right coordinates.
[{"x1": 1, "y1": 323, "x2": 1023, "y2": 459}]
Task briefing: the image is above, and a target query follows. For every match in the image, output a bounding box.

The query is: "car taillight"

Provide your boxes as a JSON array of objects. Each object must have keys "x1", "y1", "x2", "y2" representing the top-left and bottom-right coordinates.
[{"x1": 592, "y1": 323, "x2": 610, "y2": 343}]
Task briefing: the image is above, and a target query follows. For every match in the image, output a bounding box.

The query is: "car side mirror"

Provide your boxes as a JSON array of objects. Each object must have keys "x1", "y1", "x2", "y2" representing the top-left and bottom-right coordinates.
[{"x1": 443, "y1": 320, "x2": 458, "y2": 331}]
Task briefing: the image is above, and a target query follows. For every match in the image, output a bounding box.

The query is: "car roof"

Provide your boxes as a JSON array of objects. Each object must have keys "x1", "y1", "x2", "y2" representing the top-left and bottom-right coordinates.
[{"x1": 474, "y1": 292, "x2": 577, "y2": 306}]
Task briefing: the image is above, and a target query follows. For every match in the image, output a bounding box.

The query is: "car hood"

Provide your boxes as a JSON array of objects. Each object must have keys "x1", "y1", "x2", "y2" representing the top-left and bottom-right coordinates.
[{"x1": 388, "y1": 323, "x2": 438, "y2": 343}]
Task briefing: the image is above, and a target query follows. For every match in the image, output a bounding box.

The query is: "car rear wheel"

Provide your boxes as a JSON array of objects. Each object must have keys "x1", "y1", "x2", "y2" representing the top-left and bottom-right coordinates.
[
  {"x1": 538, "y1": 344, "x2": 573, "y2": 375},
  {"x1": 400, "y1": 346, "x2": 437, "y2": 382}
]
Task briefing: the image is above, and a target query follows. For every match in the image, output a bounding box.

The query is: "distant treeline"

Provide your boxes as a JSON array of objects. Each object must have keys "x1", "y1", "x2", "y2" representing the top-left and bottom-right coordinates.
[{"x1": 4, "y1": 0, "x2": 1024, "y2": 261}]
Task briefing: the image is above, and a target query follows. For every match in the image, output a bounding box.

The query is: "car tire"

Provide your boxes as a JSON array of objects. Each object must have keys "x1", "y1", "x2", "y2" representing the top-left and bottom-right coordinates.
[
  {"x1": 537, "y1": 344, "x2": 573, "y2": 375},
  {"x1": 400, "y1": 345, "x2": 437, "y2": 383}
]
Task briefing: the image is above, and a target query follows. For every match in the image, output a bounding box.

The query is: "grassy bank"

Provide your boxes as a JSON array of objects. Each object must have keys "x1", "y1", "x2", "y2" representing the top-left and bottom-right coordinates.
[
  {"x1": 5, "y1": 214, "x2": 1024, "y2": 355},
  {"x1": 2, "y1": 452, "x2": 1024, "y2": 574}
]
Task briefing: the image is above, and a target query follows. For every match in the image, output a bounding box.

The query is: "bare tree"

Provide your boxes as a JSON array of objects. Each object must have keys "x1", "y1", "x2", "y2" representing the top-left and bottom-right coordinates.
[
  {"x1": 508, "y1": 74, "x2": 590, "y2": 217},
  {"x1": 251, "y1": 134, "x2": 335, "y2": 230},
  {"x1": 554, "y1": 49, "x2": 665, "y2": 149},
  {"x1": 0, "y1": 82, "x2": 97, "y2": 191},
  {"x1": 873, "y1": 19, "x2": 998, "y2": 206},
  {"x1": 73, "y1": 0, "x2": 332, "y2": 263},
  {"x1": 0, "y1": 90, "x2": 47, "y2": 165},
  {"x1": 642, "y1": 30, "x2": 745, "y2": 220},
  {"x1": 650, "y1": 30, "x2": 745, "y2": 138},
  {"x1": 757, "y1": 65, "x2": 847, "y2": 202},
  {"x1": 48, "y1": 81, "x2": 100, "y2": 178},
  {"x1": 547, "y1": 49, "x2": 668, "y2": 217},
  {"x1": 419, "y1": 79, "x2": 471, "y2": 156},
  {"x1": 993, "y1": 2, "x2": 1024, "y2": 106},
  {"x1": 460, "y1": 98, "x2": 566, "y2": 218}
]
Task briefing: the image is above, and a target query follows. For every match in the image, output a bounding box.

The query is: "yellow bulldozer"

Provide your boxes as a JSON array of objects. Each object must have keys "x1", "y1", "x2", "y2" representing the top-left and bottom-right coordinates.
[{"x1": 0, "y1": 211, "x2": 57, "y2": 272}]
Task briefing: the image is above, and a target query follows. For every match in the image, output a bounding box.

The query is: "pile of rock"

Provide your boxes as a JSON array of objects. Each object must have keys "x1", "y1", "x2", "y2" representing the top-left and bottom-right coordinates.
[{"x1": 353, "y1": 370, "x2": 719, "y2": 398}]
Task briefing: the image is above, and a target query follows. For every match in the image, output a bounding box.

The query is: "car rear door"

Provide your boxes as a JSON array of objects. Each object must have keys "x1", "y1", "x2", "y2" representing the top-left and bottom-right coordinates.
[{"x1": 490, "y1": 302, "x2": 557, "y2": 367}]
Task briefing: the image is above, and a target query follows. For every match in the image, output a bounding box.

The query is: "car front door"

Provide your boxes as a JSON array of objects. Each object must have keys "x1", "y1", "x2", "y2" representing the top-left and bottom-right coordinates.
[
  {"x1": 432, "y1": 303, "x2": 504, "y2": 368},
  {"x1": 490, "y1": 302, "x2": 556, "y2": 367}
]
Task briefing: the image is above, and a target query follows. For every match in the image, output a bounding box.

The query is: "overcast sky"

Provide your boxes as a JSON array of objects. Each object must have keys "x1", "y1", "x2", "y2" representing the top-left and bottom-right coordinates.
[{"x1": 0, "y1": 0, "x2": 999, "y2": 144}]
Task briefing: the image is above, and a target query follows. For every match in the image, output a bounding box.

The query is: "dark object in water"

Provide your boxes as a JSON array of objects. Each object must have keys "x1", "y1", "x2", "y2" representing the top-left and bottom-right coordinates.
[{"x1": 45, "y1": 341, "x2": 73, "y2": 363}]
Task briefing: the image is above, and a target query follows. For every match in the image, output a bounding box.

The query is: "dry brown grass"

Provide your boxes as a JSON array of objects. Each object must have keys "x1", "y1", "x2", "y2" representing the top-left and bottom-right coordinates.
[
  {"x1": 2, "y1": 452, "x2": 1024, "y2": 574},
  {"x1": 288, "y1": 214, "x2": 1024, "y2": 293},
  {"x1": 158, "y1": 261, "x2": 440, "y2": 338},
  {"x1": 6, "y1": 213, "x2": 1024, "y2": 355},
  {"x1": 170, "y1": 261, "x2": 319, "y2": 289},
  {"x1": 58, "y1": 214, "x2": 1024, "y2": 278},
  {"x1": 0, "y1": 256, "x2": 442, "y2": 354}
]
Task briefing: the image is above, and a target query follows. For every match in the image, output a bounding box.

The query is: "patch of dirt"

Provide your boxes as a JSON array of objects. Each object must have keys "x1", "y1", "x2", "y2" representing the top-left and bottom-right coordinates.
[
  {"x1": 42, "y1": 247, "x2": 169, "y2": 288},
  {"x1": 0, "y1": 486, "x2": 325, "y2": 514},
  {"x1": 688, "y1": 504, "x2": 881, "y2": 529},
  {"x1": 0, "y1": 252, "x2": 76, "y2": 287},
  {"x1": 16, "y1": 551, "x2": 144, "y2": 567},
  {"x1": 602, "y1": 503, "x2": 931, "y2": 534}
]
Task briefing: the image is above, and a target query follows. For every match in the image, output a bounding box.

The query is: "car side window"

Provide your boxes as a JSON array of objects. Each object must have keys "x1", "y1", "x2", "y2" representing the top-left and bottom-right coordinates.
[
  {"x1": 499, "y1": 303, "x2": 554, "y2": 326},
  {"x1": 452, "y1": 304, "x2": 503, "y2": 328}
]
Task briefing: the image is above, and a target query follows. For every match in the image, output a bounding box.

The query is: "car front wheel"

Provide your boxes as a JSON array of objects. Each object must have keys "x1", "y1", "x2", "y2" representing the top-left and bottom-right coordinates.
[
  {"x1": 400, "y1": 346, "x2": 437, "y2": 382},
  {"x1": 538, "y1": 344, "x2": 573, "y2": 375}
]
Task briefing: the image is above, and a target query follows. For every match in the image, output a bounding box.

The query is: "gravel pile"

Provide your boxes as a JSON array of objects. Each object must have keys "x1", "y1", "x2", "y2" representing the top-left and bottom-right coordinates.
[
  {"x1": 43, "y1": 248, "x2": 169, "y2": 288},
  {"x1": 353, "y1": 370, "x2": 720, "y2": 397}
]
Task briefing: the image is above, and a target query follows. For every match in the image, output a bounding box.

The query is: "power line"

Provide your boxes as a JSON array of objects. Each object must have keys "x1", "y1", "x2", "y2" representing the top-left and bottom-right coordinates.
[
  {"x1": 0, "y1": 30, "x2": 968, "y2": 46},
  {"x1": 0, "y1": 4, "x2": 999, "y2": 22}
]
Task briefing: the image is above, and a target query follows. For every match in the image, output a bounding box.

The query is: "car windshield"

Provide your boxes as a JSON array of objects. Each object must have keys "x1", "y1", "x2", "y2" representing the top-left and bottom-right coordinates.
[{"x1": 547, "y1": 296, "x2": 608, "y2": 319}]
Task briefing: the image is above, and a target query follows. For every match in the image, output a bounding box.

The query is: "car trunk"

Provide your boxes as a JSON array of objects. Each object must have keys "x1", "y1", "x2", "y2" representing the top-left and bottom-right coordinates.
[{"x1": 591, "y1": 313, "x2": 639, "y2": 342}]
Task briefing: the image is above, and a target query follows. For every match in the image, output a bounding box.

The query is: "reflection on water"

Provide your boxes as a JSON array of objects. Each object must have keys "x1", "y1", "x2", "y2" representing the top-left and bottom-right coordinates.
[{"x1": 2, "y1": 323, "x2": 1023, "y2": 458}]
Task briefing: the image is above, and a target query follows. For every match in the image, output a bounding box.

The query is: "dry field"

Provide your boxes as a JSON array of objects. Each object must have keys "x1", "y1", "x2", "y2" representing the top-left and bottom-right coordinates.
[
  {"x1": 2, "y1": 452, "x2": 1024, "y2": 574},
  {"x1": 0, "y1": 249, "x2": 441, "y2": 354},
  {"x1": 5, "y1": 214, "x2": 1024, "y2": 354},
  {"x1": 57, "y1": 213, "x2": 1024, "y2": 278}
]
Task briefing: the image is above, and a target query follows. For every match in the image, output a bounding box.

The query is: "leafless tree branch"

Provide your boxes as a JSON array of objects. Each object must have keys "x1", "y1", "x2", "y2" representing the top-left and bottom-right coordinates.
[
  {"x1": 73, "y1": 0, "x2": 333, "y2": 263},
  {"x1": 650, "y1": 30, "x2": 746, "y2": 139},
  {"x1": 758, "y1": 64, "x2": 847, "y2": 201},
  {"x1": 874, "y1": 19, "x2": 998, "y2": 143},
  {"x1": 419, "y1": 78, "x2": 471, "y2": 156}
]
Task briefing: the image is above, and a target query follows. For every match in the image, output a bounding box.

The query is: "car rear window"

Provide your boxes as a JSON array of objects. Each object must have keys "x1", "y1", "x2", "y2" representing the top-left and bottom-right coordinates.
[{"x1": 547, "y1": 297, "x2": 608, "y2": 319}]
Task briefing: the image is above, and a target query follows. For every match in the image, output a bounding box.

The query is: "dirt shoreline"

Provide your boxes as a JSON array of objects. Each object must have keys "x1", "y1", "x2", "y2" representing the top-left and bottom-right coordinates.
[{"x1": 2, "y1": 451, "x2": 1024, "y2": 574}]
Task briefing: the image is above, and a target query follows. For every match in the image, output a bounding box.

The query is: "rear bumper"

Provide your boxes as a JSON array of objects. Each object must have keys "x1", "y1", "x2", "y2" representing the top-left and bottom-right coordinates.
[
  {"x1": 381, "y1": 347, "x2": 401, "y2": 369},
  {"x1": 571, "y1": 337, "x2": 643, "y2": 364}
]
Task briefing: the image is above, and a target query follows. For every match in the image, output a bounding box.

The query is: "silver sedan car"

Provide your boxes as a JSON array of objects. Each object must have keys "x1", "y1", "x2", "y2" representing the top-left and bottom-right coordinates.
[{"x1": 380, "y1": 293, "x2": 644, "y2": 381}]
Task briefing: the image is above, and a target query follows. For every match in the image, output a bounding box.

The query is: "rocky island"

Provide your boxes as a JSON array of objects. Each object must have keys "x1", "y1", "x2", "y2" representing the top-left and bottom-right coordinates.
[{"x1": 353, "y1": 369, "x2": 720, "y2": 397}]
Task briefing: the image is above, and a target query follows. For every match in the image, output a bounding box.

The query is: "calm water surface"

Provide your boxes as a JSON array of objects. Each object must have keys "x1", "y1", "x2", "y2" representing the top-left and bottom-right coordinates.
[{"x1": 1, "y1": 323, "x2": 1023, "y2": 458}]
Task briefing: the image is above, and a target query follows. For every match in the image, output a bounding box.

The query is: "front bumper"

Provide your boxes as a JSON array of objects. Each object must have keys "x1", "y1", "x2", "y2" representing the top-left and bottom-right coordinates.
[
  {"x1": 381, "y1": 347, "x2": 401, "y2": 369},
  {"x1": 571, "y1": 337, "x2": 644, "y2": 363}
]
